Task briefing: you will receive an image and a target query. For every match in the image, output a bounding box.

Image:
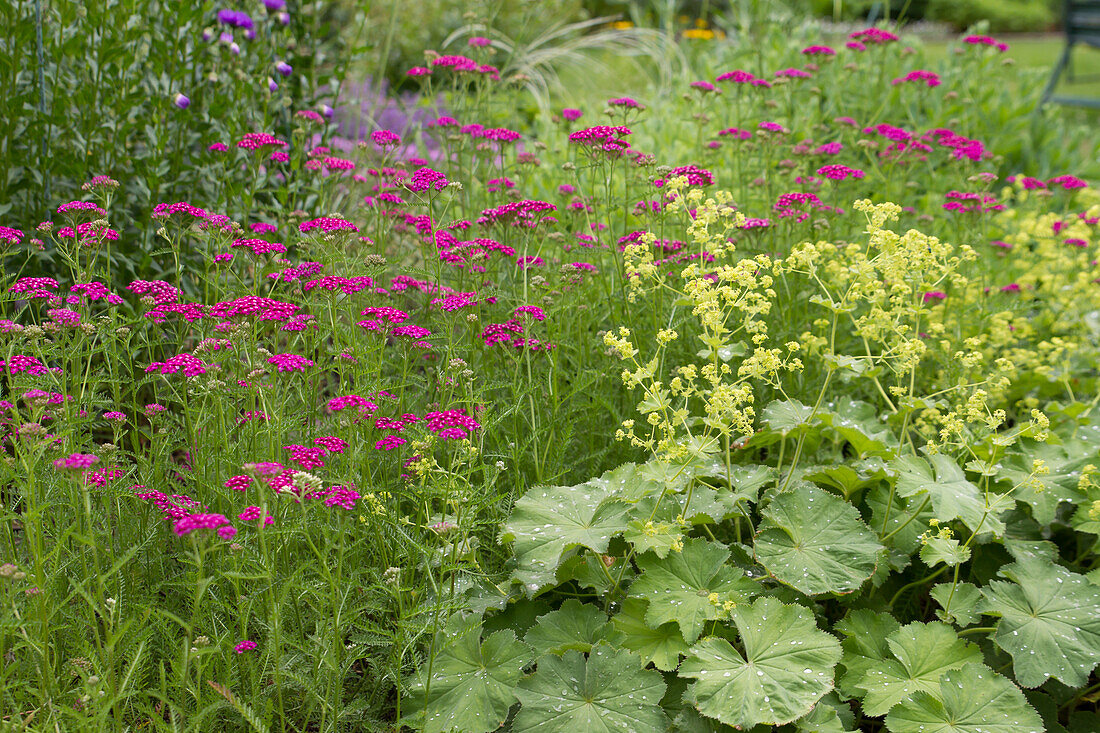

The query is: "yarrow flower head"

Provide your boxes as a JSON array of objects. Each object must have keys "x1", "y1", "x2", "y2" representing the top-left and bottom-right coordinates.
[
  {"x1": 225, "y1": 475, "x2": 253, "y2": 491},
  {"x1": 233, "y1": 640, "x2": 257, "y2": 654},
  {"x1": 607, "y1": 97, "x2": 644, "y2": 110},
  {"x1": 371, "y1": 130, "x2": 401, "y2": 148},
  {"x1": 237, "y1": 133, "x2": 288, "y2": 151},
  {"x1": 267, "y1": 353, "x2": 313, "y2": 372},
  {"x1": 0, "y1": 226, "x2": 24, "y2": 246},
  {"x1": 431, "y1": 55, "x2": 478, "y2": 72},
  {"x1": 53, "y1": 453, "x2": 99, "y2": 471},
  {"x1": 817, "y1": 164, "x2": 865, "y2": 181},
  {"x1": 892, "y1": 70, "x2": 941, "y2": 88},
  {"x1": 716, "y1": 69, "x2": 755, "y2": 84},
  {"x1": 849, "y1": 27, "x2": 899, "y2": 44},
  {"x1": 405, "y1": 167, "x2": 448, "y2": 192},
  {"x1": 173, "y1": 512, "x2": 233, "y2": 537},
  {"x1": 964, "y1": 35, "x2": 1008, "y2": 52},
  {"x1": 299, "y1": 217, "x2": 358, "y2": 234}
]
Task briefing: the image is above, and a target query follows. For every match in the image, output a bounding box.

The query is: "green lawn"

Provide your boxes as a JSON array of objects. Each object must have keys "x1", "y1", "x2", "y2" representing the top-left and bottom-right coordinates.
[{"x1": 926, "y1": 35, "x2": 1100, "y2": 109}]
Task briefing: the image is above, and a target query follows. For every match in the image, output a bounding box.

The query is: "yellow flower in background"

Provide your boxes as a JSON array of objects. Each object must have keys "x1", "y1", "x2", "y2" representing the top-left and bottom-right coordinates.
[
  {"x1": 683, "y1": 28, "x2": 715, "y2": 40},
  {"x1": 610, "y1": 20, "x2": 634, "y2": 30}
]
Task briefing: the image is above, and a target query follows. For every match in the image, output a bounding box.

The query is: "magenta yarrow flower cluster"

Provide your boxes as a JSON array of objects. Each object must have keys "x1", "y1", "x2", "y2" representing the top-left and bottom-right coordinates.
[
  {"x1": 0, "y1": 226, "x2": 23, "y2": 246},
  {"x1": 893, "y1": 70, "x2": 941, "y2": 88},
  {"x1": 237, "y1": 133, "x2": 288, "y2": 151},
  {"x1": 53, "y1": 453, "x2": 99, "y2": 471},
  {"x1": 299, "y1": 217, "x2": 358, "y2": 234},
  {"x1": 146, "y1": 353, "x2": 206, "y2": 378},
  {"x1": 477, "y1": 200, "x2": 556, "y2": 228},
  {"x1": 817, "y1": 164, "x2": 865, "y2": 181},
  {"x1": 943, "y1": 191, "x2": 1003, "y2": 214},
  {"x1": 406, "y1": 167, "x2": 449, "y2": 192},
  {"x1": 57, "y1": 201, "x2": 108, "y2": 218},
  {"x1": 964, "y1": 35, "x2": 1008, "y2": 52},
  {"x1": 225, "y1": 475, "x2": 253, "y2": 492},
  {"x1": 267, "y1": 354, "x2": 313, "y2": 373},
  {"x1": 849, "y1": 27, "x2": 899, "y2": 45},
  {"x1": 174, "y1": 513, "x2": 235, "y2": 539}
]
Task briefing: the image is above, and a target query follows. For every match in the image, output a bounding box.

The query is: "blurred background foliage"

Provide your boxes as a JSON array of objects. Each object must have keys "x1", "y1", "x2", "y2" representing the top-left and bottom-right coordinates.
[
  {"x1": 0, "y1": 0, "x2": 351, "y2": 279},
  {"x1": 0, "y1": 0, "x2": 1090, "y2": 283}
]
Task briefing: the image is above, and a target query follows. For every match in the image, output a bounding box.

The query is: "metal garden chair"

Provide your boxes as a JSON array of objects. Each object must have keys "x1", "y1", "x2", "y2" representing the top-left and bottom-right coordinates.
[{"x1": 1041, "y1": 0, "x2": 1100, "y2": 108}]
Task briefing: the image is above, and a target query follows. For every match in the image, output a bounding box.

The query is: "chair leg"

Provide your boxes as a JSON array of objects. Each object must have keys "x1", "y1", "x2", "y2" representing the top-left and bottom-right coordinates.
[{"x1": 1041, "y1": 43, "x2": 1073, "y2": 105}]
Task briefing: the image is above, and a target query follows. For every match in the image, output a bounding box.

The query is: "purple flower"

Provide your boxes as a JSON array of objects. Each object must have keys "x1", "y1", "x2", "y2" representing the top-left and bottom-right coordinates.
[
  {"x1": 268, "y1": 77, "x2": 278, "y2": 92},
  {"x1": 216, "y1": 9, "x2": 253, "y2": 28},
  {"x1": 263, "y1": 0, "x2": 285, "y2": 10},
  {"x1": 275, "y1": 61, "x2": 292, "y2": 77},
  {"x1": 173, "y1": 93, "x2": 190, "y2": 110}
]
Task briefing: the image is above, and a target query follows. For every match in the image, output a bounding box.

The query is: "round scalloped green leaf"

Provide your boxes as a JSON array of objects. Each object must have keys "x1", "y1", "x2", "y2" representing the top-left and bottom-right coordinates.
[
  {"x1": 407, "y1": 620, "x2": 534, "y2": 733},
  {"x1": 980, "y1": 556, "x2": 1100, "y2": 688},
  {"x1": 892, "y1": 454, "x2": 1005, "y2": 536},
  {"x1": 524, "y1": 599, "x2": 617, "y2": 657},
  {"x1": 884, "y1": 663, "x2": 1042, "y2": 733},
  {"x1": 610, "y1": 598, "x2": 689, "y2": 672},
  {"x1": 629, "y1": 538, "x2": 758, "y2": 644},
  {"x1": 929, "y1": 582, "x2": 982, "y2": 627},
  {"x1": 762, "y1": 399, "x2": 817, "y2": 436},
  {"x1": 681, "y1": 597, "x2": 841, "y2": 728},
  {"x1": 754, "y1": 486, "x2": 883, "y2": 596},
  {"x1": 919, "y1": 535, "x2": 971, "y2": 568},
  {"x1": 501, "y1": 480, "x2": 630, "y2": 594},
  {"x1": 624, "y1": 518, "x2": 684, "y2": 558},
  {"x1": 513, "y1": 645, "x2": 669, "y2": 733},
  {"x1": 857, "y1": 622, "x2": 982, "y2": 716},
  {"x1": 836, "y1": 610, "x2": 902, "y2": 698},
  {"x1": 997, "y1": 441, "x2": 1087, "y2": 526}
]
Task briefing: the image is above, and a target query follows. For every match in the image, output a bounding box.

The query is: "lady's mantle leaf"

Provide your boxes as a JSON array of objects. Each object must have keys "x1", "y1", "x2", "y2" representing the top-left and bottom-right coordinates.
[
  {"x1": 513, "y1": 645, "x2": 669, "y2": 733},
  {"x1": 884, "y1": 663, "x2": 1042, "y2": 733},
  {"x1": 855, "y1": 622, "x2": 982, "y2": 716},
  {"x1": 980, "y1": 556, "x2": 1100, "y2": 688},
  {"x1": 624, "y1": 518, "x2": 684, "y2": 559},
  {"x1": 892, "y1": 454, "x2": 1005, "y2": 536},
  {"x1": 836, "y1": 610, "x2": 901, "y2": 698},
  {"x1": 997, "y1": 441, "x2": 1087, "y2": 526},
  {"x1": 524, "y1": 599, "x2": 618, "y2": 657},
  {"x1": 629, "y1": 538, "x2": 758, "y2": 643},
  {"x1": 919, "y1": 536, "x2": 970, "y2": 568},
  {"x1": 762, "y1": 399, "x2": 817, "y2": 435},
  {"x1": 407, "y1": 619, "x2": 534, "y2": 733},
  {"x1": 610, "y1": 598, "x2": 689, "y2": 671},
  {"x1": 501, "y1": 480, "x2": 630, "y2": 594},
  {"x1": 929, "y1": 582, "x2": 982, "y2": 627},
  {"x1": 795, "y1": 696, "x2": 857, "y2": 733},
  {"x1": 680, "y1": 597, "x2": 842, "y2": 728},
  {"x1": 754, "y1": 486, "x2": 883, "y2": 595}
]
